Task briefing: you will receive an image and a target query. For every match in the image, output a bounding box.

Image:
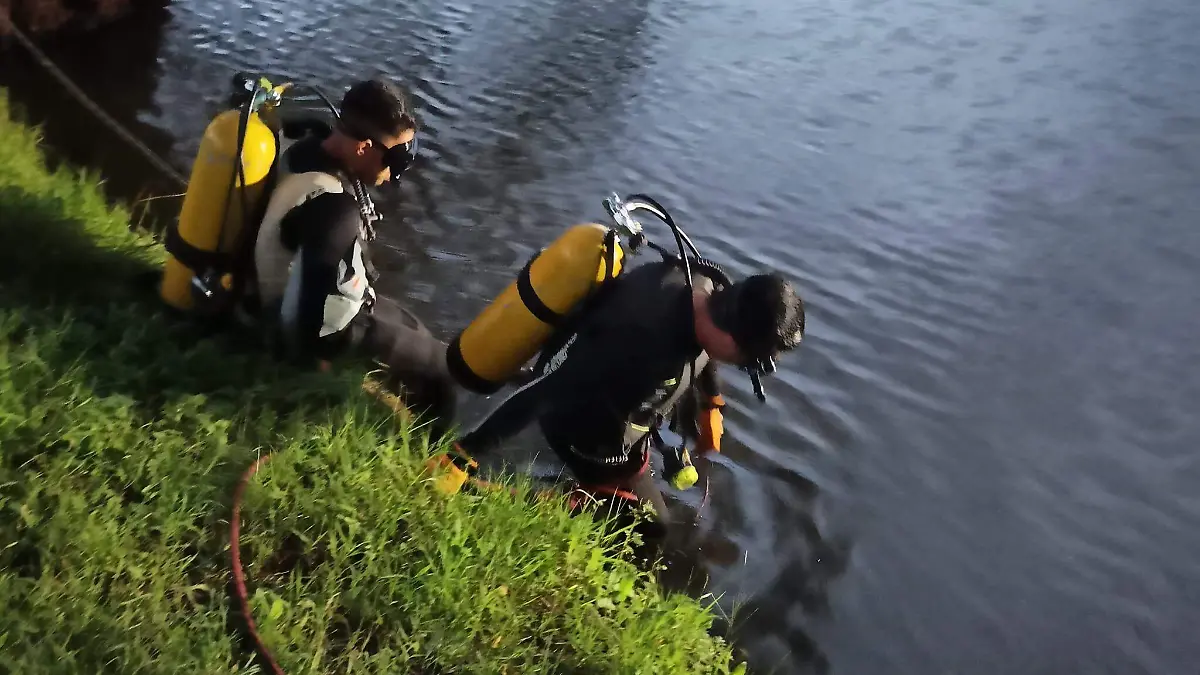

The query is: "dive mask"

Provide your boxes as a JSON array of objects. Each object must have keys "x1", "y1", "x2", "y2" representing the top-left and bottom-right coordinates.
[
  {"x1": 373, "y1": 135, "x2": 418, "y2": 182},
  {"x1": 345, "y1": 119, "x2": 419, "y2": 182}
]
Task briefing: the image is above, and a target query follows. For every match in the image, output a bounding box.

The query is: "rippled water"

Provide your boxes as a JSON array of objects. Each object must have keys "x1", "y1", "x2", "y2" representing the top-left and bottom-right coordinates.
[{"x1": 4, "y1": 0, "x2": 1200, "y2": 672}]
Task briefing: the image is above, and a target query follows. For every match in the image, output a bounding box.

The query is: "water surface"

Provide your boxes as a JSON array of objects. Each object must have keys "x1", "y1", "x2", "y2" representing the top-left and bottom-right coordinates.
[{"x1": 3, "y1": 0, "x2": 1199, "y2": 672}]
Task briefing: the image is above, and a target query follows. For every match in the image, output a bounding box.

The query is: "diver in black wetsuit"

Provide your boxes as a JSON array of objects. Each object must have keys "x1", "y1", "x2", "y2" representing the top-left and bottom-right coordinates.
[
  {"x1": 251, "y1": 78, "x2": 457, "y2": 438},
  {"x1": 432, "y1": 255, "x2": 805, "y2": 521}
]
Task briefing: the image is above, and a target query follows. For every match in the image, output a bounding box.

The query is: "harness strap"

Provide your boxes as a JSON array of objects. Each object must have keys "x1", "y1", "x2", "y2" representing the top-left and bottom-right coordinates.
[
  {"x1": 567, "y1": 447, "x2": 651, "y2": 510},
  {"x1": 164, "y1": 222, "x2": 231, "y2": 275}
]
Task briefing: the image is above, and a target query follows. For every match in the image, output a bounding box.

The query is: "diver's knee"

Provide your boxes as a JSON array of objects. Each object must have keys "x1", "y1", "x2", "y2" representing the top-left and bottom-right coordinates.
[{"x1": 397, "y1": 371, "x2": 458, "y2": 429}]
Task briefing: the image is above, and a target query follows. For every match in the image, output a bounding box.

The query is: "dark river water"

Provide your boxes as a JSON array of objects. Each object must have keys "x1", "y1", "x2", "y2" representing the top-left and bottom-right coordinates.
[{"x1": 4, "y1": 0, "x2": 1200, "y2": 672}]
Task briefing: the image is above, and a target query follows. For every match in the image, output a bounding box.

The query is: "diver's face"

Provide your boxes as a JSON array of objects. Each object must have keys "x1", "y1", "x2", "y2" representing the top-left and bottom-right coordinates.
[{"x1": 354, "y1": 127, "x2": 418, "y2": 186}]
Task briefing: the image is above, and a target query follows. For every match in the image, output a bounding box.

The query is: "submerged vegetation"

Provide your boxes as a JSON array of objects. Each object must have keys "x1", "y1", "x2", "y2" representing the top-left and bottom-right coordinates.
[{"x1": 0, "y1": 90, "x2": 740, "y2": 673}]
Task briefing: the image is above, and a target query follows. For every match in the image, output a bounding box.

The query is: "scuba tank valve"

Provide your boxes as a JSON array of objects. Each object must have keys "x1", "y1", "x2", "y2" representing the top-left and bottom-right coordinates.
[{"x1": 602, "y1": 192, "x2": 647, "y2": 253}]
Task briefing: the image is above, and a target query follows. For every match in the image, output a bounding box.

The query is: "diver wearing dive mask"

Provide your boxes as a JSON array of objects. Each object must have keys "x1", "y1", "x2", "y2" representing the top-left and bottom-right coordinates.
[
  {"x1": 253, "y1": 77, "x2": 457, "y2": 441},
  {"x1": 434, "y1": 257, "x2": 806, "y2": 523}
]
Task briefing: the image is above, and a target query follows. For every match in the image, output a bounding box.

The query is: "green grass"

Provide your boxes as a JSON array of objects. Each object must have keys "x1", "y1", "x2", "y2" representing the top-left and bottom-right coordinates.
[{"x1": 0, "y1": 89, "x2": 742, "y2": 674}]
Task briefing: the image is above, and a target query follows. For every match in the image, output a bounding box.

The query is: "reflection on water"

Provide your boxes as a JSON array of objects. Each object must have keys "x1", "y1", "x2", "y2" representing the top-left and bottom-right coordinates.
[
  {"x1": 4, "y1": 0, "x2": 1200, "y2": 673},
  {"x1": 380, "y1": 0, "x2": 659, "y2": 312},
  {"x1": 0, "y1": 4, "x2": 179, "y2": 229}
]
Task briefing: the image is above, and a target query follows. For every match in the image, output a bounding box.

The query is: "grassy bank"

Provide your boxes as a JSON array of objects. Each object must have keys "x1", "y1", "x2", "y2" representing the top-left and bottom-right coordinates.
[{"x1": 0, "y1": 90, "x2": 740, "y2": 674}]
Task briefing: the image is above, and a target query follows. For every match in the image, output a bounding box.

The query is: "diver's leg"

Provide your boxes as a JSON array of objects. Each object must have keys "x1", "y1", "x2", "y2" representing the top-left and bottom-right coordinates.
[
  {"x1": 558, "y1": 442, "x2": 671, "y2": 525},
  {"x1": 625, "y1": 464, "x2": 670, "y2": 525},
  {"x1": 356, "y1": 297, "x2": 458, "y2": 441}
]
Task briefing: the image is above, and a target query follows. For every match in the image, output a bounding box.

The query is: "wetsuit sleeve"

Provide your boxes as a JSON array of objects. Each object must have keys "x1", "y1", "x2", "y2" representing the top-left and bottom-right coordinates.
[{"x1": 279, "y1": 192, "x2": 363, "y2": 362}]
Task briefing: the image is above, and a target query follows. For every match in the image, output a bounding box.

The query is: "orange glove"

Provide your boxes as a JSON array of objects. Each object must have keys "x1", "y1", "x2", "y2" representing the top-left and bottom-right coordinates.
[{"x1": 695, "y1": 395, "x2": 725, "y2": 454}]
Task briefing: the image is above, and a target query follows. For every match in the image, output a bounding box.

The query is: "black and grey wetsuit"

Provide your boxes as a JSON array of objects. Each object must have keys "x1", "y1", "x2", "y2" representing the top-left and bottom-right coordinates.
[
  {"x1": 457, "y1": 259, "x2": 723, "y2": 490},
  {"x1": 253, "y1": 131, "x2": 456, "y2": 434}
]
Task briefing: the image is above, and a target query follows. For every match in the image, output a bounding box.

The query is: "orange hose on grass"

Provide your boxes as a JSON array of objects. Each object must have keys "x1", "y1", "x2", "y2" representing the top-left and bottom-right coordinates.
[
  {"x1": 229, "y1": 452, "x2": 286, "y2": 675},
  {"x1": 228, "y1": 377, "x2": 400, "y2": 675}
]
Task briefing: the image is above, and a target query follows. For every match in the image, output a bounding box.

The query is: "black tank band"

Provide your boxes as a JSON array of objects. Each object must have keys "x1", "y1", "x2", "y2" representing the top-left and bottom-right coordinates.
[
  {"x1": 516, "y1": 254, "x2": 563, "y2": 326},
  {"x1": 446, "y1": 332, "x2": 502, "y2": 395},
  {"x1": 164, "y1": 222, "x2": 229, "y2": 274}
]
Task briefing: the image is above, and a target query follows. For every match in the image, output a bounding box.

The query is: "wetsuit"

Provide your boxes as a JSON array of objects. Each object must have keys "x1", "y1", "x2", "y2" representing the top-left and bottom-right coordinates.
[
  {"x1": 255, "y1": 132, "x2": 456, "y2": 436},
  {"x1": 456, "y1": 259, "x2": 723, "y2": 512}
]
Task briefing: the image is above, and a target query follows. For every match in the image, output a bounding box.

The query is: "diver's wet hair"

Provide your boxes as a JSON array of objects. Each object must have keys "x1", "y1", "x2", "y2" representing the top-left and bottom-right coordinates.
[
  {"x1": 709, "y1": 272, "x2": 805, "y2": 360},
  {"x1": 339, "y1": 77, "x2": 419, "y2": 141}
]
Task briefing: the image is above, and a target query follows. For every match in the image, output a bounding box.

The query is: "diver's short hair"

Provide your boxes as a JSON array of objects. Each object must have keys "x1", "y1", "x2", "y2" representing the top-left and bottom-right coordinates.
[
  {"x1": 709, "y1": 272, "x2": 805, "y2": 360},
  {"x1": 339, "y1": 77, "x2": 419, "y2": 140}
]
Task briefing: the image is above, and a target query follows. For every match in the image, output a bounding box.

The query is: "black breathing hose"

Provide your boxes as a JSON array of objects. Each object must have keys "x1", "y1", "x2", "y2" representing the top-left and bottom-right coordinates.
[
  {"x1": 215, "y1": 96, "x2": 253, "y2": 264},
  {"x1": 295, "y1": 84, "x2": 343, "y2": 121},
  {"x1": 618, "y1": 193, "x2": 703, "y2": 408},
  {"x1": 234, "y1": 101, "x2": 251, "y2": 250}
]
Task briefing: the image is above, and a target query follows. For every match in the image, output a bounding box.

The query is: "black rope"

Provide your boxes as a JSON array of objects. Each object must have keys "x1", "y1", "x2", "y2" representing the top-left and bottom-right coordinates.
[{"x1": 2, "y1": 20, "x2": 188, "y2": 188}]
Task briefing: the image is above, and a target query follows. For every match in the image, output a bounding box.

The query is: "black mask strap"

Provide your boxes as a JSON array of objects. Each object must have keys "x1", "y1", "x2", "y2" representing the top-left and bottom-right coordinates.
[{"x1": 708, "y1": 281, "x2": 779, "y2": 402}]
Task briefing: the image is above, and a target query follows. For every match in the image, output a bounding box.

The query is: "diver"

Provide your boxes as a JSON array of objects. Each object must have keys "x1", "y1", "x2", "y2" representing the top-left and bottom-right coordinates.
[
  {"x1": 428, "y1": 253, "x2": 805, "y2": 522},
  {"x1": 251, "y1": 77, "x2": 458, "y2": 438}
]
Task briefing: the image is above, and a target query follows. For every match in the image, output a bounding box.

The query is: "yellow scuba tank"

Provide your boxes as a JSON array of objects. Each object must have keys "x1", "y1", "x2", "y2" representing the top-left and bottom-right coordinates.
[
  {"x1": 159, "y1": 79, "x2": 281, "y2": 312},
  {"x1": 446, "y1": 222, "x2": 626, "y2": 394}
]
